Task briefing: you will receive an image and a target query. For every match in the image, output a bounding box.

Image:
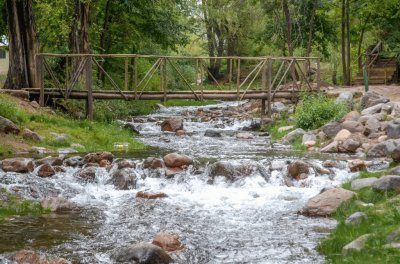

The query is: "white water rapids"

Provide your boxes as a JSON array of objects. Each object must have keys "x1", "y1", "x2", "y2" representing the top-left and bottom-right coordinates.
[{"x1": 0, "y1": 101, "x2": 357, "y2": 263}]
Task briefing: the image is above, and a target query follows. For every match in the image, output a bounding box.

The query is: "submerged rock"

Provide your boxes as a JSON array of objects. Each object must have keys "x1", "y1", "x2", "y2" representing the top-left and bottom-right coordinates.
[
  {"x1": 287, "y1": 160, "x2": 309, "y2": 180},
  {"x1": 204, "y1": 129, "x2": 222, "y2": 137},
  {"x1": 143, "y1": 157, "x2": 163, "y2": 170},
  {"x1": 136, "y1": 191, "x2": 168, "y2": 199},
  {"x1": 112, "y1": 243, "x2": 172, "y2": 263},
  {"x1": 161, "y1": 118, "x2": 183, "y2": 132},
  {"x1": 208, "y1": 161, "x2": 254, "y2": 182},
  {"x1": 37, "y1": 164, "x2": 56, "y2": 177},
  {"x1": 74, "y1": 167, "x2": 97, "y2": 182},
  {"x1": 110, "y1": 168, "x2": 137, "y2": 190},
  {"x1": 83, "y1": 151, "x2": 114, "y2": 164},
  {"x1": 41, "y1": 197, "x2": 79, "y2": 213},
  {"x1": 152, "y1": 233, "x2": 184, "y2": 252}
]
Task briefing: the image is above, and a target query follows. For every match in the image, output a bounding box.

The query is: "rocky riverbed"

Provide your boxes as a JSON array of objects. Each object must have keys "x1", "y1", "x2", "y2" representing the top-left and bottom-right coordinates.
[{"x1": 0, "y1": 101, "x2": 361, "y2": 263}]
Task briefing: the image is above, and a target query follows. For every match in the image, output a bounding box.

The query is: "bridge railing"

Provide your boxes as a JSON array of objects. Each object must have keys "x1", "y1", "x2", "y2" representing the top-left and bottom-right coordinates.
[{"x1": 34, "y1": 54, "x2": 320, "y2": 119}]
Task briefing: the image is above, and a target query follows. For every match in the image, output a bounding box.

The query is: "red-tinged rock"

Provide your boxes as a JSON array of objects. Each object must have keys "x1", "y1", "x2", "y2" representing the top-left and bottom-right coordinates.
[
  {"x1": 152, "y1": 232, "x2": 185, "y2": 252},
  {"x1": 136, "y1": 191, "x2": 168, "y2": 199}
]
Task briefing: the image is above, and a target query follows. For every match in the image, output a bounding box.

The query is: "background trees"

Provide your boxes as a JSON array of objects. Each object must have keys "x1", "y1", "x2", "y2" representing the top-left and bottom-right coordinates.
[{"x1": 0, "y1": 0, "x2": 399, "y2": 89}]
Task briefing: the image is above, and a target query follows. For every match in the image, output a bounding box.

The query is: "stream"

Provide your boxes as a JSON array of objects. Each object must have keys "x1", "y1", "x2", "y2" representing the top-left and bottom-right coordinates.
[{"x1": 0, "y1": 101, "x2": 356, "y2": 263}]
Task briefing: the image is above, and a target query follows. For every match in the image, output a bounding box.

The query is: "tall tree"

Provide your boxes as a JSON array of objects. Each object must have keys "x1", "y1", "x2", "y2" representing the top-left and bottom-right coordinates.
[
  {"x1": 341, "y1": 0, "x2": 347, "y2": 85},
  {"x1": 3, "y1": 0, "x2": 39, "y2": 89},
  {"x1": 282, "y1": 0, "x2": 293, "y2": 56}
]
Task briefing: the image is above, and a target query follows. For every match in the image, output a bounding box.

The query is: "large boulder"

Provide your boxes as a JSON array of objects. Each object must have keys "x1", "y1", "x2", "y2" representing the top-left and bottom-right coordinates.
[
  {"x1": 300, "y1": 188, "x2": 356, "y2": 216},
  {"x1": 342, "y1": 234, "x2": 371, "y2": 253},
  {"x1": 322, "y1": 122, "x2": 342, "y2": 139},
  {"x1": 208, "y1": 161, "x2": 254, "y2": 182},
  {"x1": 110, "y1": 168, "x2": 137, "y2": 190},
  {"x1": 163, "y1": 153, "x2": 192, "y2": 168},
  {"x1": 0, "y1": 116, "x2": 20, "y2": 134},
  {"x1": 351, "y1": 177, "x2": 378, "y2": 191},
  {"x1": 37, "y1": 164, "x2": 56, "y2": 177},
  {"x1": 281, "y1": 128, "x2": 306, "y2": 144},
  {"x1": 364, "y1": 117, "x2": 381, "y2": 136},
  {"x1": 112, "y1": 243, "x2": 172, "y2": 264},
  {"x1": 386, "y1": 120, "x2": 400, "y2": 139},
  {"x1": 161, "y1": 118, "x2": 183, "y2": 132},
  {"x1": 334, "y1": 129, "x2": 352, "y2": 142},
  {"x1": 287, "y1": 160, "x2": 310, "y2": 180},
  {"x1": 143, "y1": 157, "x2": 163, "y2": 170},
  {"x1": 22, "y1": 128, "x2": 43, "y2": 142},
  {"x1": 340, "y1": 135, "x2": 362, "y2": 153},
  {"x1": 372, "y1": 175, "x2": 400, "y2": 191},
  {"x1": 341, "y1": 121, "x2": 364, "y2": 133},
  {"x1": 336, "y1": 91, "x2": 353, "y2": 108},
  {"x1": 41, "y1": 197, "x2": 79, "y2": 213},
  {"x1": 152, "y1": 233, "x2": 184, "y2": 252},
  {"x1": 361, "y1": 103, "x2": 384, "y2": 116},
  {"x1": 1, "y1": 158, "x2": 34, "y2": 173},
  {"x1": 83, "y1": 152, "x2": 114, "y2": 164},
  {"x1": 361, "y1": 91, "x2": 389, "y2": 109},
  {"x1": 367, "y1": 140, "x2": 396, "y2": 157},
  {"x1": 74, "y1": 167, "x2": 97, "y2": 182}
]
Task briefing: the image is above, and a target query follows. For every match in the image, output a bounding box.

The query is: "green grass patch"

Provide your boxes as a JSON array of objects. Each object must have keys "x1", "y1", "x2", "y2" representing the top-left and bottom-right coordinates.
[
  {"x1": 319, "y1": 168, "x2": 400, "y2": 263},
  {"x1": 0, "y1": 93, "x2": 146, "y2": 153},
  {"x1": 0, "y1": 188, "x2": 48, "y2": 221}
]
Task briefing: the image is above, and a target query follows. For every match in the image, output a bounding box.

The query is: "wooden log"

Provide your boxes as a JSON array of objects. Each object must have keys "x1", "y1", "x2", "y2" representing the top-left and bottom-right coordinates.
[
  {"x1": 86, "y1": 56, "x2": 93, "y2": 120},
  {"x1": 267, "y1": 59, "x2": 272, "y2": 117},
  {"x1": 36, "y1": 55, "x2": 44, "y2": 106}
]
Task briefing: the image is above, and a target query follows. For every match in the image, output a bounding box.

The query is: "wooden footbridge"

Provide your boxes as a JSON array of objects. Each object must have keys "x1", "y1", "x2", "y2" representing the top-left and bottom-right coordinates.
[{"x1": 27, "y1": 54, "x2": 321, "y2": 120}]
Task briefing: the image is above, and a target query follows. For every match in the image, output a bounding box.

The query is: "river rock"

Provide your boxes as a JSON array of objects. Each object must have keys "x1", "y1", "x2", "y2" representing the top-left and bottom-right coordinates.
[
  {"x1": 361, "y1": 91, "x2": 389, "y2": 109},
  {"x1": 35, "y1": 156, "x2": 63, "y2": 166},
  {"x1": 387, "y1": 228, "x2": 400, "y2": 243},
  {"x1": 351, "y1": 177, "x2": 378, "y2": 190},
  {"x1": 12, "y1": 249, "x2": 69, "y2": 264},
  {"x1": 143, "y1": 157, "x2": 163, "y2": 170},
  {"x1": 336, "y1": 91, "x2": 353, "y2": 108},
  {"x1": 302, "y1": 133, "x2": 316, "y2": 144},
  {"x1": 341, "y1": 121, "x2": 364, "y2": 133},
  {"x1": 347, "y1": 159, "x2": 366, "y2": 172},
  {"x1": 1, "y1": 158, "x2": 34, "y2": 173},
  {"x1": 63, "y1": 156, "x2": 82, "y2": 167},
  {"x1": 116, "y1": 159, "x2": 136, "y2": 170},
  {"x1": 124, "y1": 123, "x2": 140, "y2": 134},
  {"x1": 334, "y1": 129, "x2": 351, "y2": 142},
  {"x1": 74, "y1": 167, "x2": 96, "y2": 182},
  {"x1": 22, "y1": 128, "x2": 43, "y2": 142},
  {"x1": 281, "y1": 128, "x2": 306, "y2": 144},
  {"x1": 152, "y1": 233, "x2": 184, "y2": 252},
  {"x1": 161, "y1": 118, "x2": 183, "y2": 132},
  {"x1": 342, "y1": 234, "x2": 371, "y2": 253},
  {"x1": 110, "y1": 168, "x2": 137, "y2": 190},
  {"x1": 386, "y1": 121, "x2": 400, "y2": 139},
  {"x1": 37, "y1": 164, "x2": 56, "y2": 177},
  {"x1": 210, "y1": 161, "x2": 254, "y2": 180},
  {"x1": 112, "y1": 242, "x2": 172, "y2": 263},
  {"x1": 344, "y1": 111, "x2": 361, "y2": 122},
  {"x1": 287, "y1": 160, "x2": 310, "y2": 180},
  {"x1": 322, "y1": 160, "x2": 339, "y2": 168},
  {"x1": 367, "y1": 140, "x2": 396, "y2": 157},
  {"x1": 300, "y1": 188, "x2": 356, "y2": 216},
  {"x1": 272, "y1": 102, "x2": 286, "y2": 113},
  {"x1": 165, "y1": 167, "x2": 183, "y2": 178},
  {"x1": 83, "y1": 151, "x2": 114, "y2": 164},
  {"x1": 0, "y1": 116, "x2": 20, "y2": 134},
  {"x1": 364, "y1": 117, "x2": 381, "y2": 136},
  {"x1": 321, "y1": 122, "x2": 342, "y2": 138},
  {"x1": 361, "y1": 103, "x2": 384, "y2": 116},
  {"x1": 236, "y1": 132, "x2": 254, "y2": 139},
  {"x1": 341, "y1": 135, "x2": 362, "y2": 153},
  {"x1": 204, "y1": 129, "x2": 222, "y2": 137},
  {"x1": 372, "y1": 175, "x2": 400, "y2": 191},
  {"x1": 175, "y1": 130, "x2": 185, "y2": 136},
  {"x1": 320, "y1": 141, "x2": 338, "y2": 153},
  {"x1": 54, "y1": 134, "x2": 68, "y2": 144},
  {"x1": 345, "y1": 212, "x2": 368, "y2": 226},
  {"x1": 163, "y1": 153, "x2": 192, "y2": 168},
  {"x1": 392, "y1": 146, "x2": 400, "y2": 161},
  {"x1": 136, "y1": 191, "x2": 168, "y2": 199},
  {"x1": 278, "y1": 126, "x2": 294, "y2": 133},
  {"x1": 41, "y1": 197, "x2": 79, "y2": 213}
]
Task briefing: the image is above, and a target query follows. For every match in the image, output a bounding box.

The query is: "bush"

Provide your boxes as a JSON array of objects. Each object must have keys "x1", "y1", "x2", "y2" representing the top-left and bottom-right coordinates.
[{"x1": 294, "y1": 93, "x2": 348, "y2": 130}]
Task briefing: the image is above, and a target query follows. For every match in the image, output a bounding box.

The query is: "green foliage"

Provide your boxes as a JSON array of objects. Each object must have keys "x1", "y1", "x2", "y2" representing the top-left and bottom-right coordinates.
[
  {"x1": 0, "y1": 93, "x2": 145, "y2": 153},
  {"x1": 0, "y1": 188, "x2": 48, "y2": 221},
  {"x1": 294, "y1": 93, "x2": 348, "y2": 130}
]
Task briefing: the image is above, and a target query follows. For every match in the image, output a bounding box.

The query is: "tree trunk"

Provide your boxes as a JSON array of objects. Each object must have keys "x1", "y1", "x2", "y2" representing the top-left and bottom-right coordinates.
[
  {"x1": 69, "y1": 0, "x2": 90, "y2": 54},
  {"x1": 282, "y1": 0, "x2": 293, "y2": 56},
  {"x1": 346, "y1": 0, "x2": 351, "y2": 85},
  {"x1": 341, "y1": 0, "x2": 347, "y2": 85},
  {"x1": 4, "y1": 0, "x2": 39, "y2": 90},
  {"x1": 98, "y1": 0, "x2": 112, "y2": 84},
  {"x1": 357, "y1": 14, "x2": 371, "y2": 71},
  {"x1": 306, "y1": 0, "x2": 317, "y2": 57}
]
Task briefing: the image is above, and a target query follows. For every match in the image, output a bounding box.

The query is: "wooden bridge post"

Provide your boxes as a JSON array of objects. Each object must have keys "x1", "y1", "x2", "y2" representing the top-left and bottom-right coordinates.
[
  {"x1": 267, "y1": 58, "x2": 272, "y2": 117},
  {"x1": 86, "y1": 55, "x2": 93, "y2": 120},
  {"x1": 133, "y1": 56, "x2": 138, "y2": 99},
  {"x1": 261, "y1": 58, "x2": 267, "y2": 121},
  {"x1": 36, "y1": 54, "x2": 44, "y2": 106},
  {"x1": 160, "y1": 57, "x2": 166, "y2": 103},
  {"x1": 236, "y1": 58, "x2": 241, "y2": 100},
  {"x1": 124, "y1": 56, "x2": 129, "y2": 91}
]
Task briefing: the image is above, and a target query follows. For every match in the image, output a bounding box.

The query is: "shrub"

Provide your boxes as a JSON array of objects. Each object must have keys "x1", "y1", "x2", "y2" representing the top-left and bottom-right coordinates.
[{"x1": 294, "y1": 93, "x2": 348, "y2": 130}]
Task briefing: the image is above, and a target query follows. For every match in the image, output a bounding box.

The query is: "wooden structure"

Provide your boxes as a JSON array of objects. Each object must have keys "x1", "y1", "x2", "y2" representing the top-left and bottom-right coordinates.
[
  {"x1": 354, "y1": 41, "x2": 399, "y2": 85},
  {"x1": 29, "y1": 54, "x2": 321, "y2": 120}
]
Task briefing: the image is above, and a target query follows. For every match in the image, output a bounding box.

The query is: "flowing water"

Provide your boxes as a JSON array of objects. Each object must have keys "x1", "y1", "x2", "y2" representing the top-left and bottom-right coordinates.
[{"x1": 0, "y1": 101, "x2": 356, "y2": 263}]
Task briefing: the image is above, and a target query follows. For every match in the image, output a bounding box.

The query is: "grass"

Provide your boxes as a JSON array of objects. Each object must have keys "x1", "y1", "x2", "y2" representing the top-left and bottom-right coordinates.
[
  {"x1": 0, "y1": 93, "x2": 146, "y2": 154},
  {"x1": 319, "y1": 168, "x2": 400, "y2": 263},
  {"x1": 0, "y1": 188, "x2": 48, "y2": 221}
]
